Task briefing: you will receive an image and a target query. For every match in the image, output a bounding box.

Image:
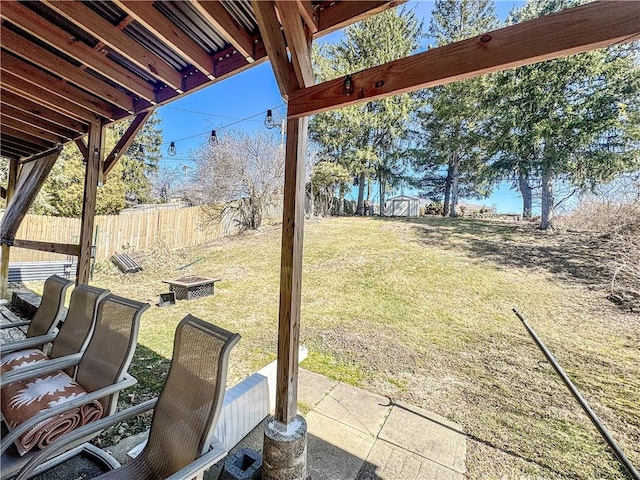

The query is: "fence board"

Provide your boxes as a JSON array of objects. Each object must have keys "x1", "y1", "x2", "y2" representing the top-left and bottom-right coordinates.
[{"x1": 1, "y1": 201, "x2": 283, "y2": 263}]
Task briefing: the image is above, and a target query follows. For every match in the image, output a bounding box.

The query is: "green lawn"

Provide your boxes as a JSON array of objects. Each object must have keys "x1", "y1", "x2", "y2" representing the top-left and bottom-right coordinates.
[{"x1": 62, "y1": 216, "x2": 638, "y2": 478}]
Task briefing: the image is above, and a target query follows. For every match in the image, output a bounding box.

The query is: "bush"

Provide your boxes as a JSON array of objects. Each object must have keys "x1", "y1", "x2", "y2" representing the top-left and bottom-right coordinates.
[{"x1": 559, "y1": 177, "x2": 640, "y2": 297}]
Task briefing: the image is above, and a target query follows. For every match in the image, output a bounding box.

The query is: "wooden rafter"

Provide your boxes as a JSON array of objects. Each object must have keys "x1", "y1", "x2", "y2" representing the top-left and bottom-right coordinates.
[
  {"x1": 1, "y1": 138, "x2": 42, "y2": 156},
  {"x1": 103, "y1": 111, "x2": 154, "y2": 176},
  {"x1": 1, "y1": 91, "x2": 89, "y2": 133},
  {"x1": 0, "y1": 148, "x2": 61, "y2": 243},
  {"x1": 316, "y1": 1, "x2": 403, "y2": 37},
  {"x1": 2, "y1": 71, "x2": 106, "y2": 123},
  {"x1": 277, "y1": 2, "x2": 315, "y2": 88},
  {"x1": 253, "y1": 1, "x2": 298, "y2": 98},
  {"x1": 192, "y1": 0, "x2": 256, "y2": 62},
  {"x1": 295, "y1": 0, "x2": 318, "y2": 34},
  {"x1": 1, "y1": 26, "x2": 134, "y2": 113},
  {"x1": 289, "y1": 0, "x2": 640, "y2": 118},
  {"x1": 0, "y1": 1, "x2": 156, "y2": 103},
  {"x1": 114, "y1": 1, "x2": 216, "y2": 80},
  {"x1": 0, "y1": 116, "x2": 64, "y2": 145},
  {"x1": 1, "y1": 125, "x2": 55, "y2": 149},
  {"x1": 0, "y1": 53, "x2": 120, "y2": 120},
  {"x1": 42, "y1": 1, "x2": 183, "y2": 92},
  {"x1": 1, "y1": 104, "x2": 78, "y2": 141}
]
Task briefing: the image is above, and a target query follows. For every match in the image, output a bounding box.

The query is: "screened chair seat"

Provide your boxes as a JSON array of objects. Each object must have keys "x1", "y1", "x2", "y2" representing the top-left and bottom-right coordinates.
[
  {"x1": 1, "y1": 284, "x2": 110, "y2": 384},
  {"x1": 0, "y1": 275, "x2": 73, "y2": 347},
  {"x1": 1, "y1": 294, "x2": 148, "y2": 480},
  {"x1": 16, "y1": 314, "x2": 240, "y2": 480}
]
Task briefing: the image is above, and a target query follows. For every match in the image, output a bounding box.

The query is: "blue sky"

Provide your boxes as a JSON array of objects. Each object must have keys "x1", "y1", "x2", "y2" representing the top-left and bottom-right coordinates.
[{"x1": 155, "y1": 1, "x2": 527, "y2": 214}]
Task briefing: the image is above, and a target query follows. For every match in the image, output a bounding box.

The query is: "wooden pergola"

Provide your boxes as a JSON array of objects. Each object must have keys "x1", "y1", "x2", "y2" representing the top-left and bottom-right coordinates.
[{"x1": 1, "y1": 0, "x2": 639, "y2": 468}]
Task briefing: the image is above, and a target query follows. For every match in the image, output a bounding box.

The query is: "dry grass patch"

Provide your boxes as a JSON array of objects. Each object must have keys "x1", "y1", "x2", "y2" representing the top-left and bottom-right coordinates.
[{"x1": 21, "y1": 216, "x2": 638, "y2": 479}]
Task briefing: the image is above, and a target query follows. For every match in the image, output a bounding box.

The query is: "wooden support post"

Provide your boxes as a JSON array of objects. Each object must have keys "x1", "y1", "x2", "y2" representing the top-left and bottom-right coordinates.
[
  {"x1": 0, "y1": 160, "x2": 18, "y2": 299},
  {"x1": 76, "y1": 122, "x2": 103, "y2": 285},
  {"x1": 275, "y1": 117, "x2": 308, "y2": 425}
]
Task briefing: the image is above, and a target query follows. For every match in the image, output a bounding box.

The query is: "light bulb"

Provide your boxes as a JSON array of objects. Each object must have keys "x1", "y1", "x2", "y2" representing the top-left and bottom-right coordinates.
[
  {"x1": 209, "y1": 130, "x2": 219, "y2": 146},
  {"x1": 264, "y1": 110, "x2": 275, "y2": 129},
  {"x1": 167, "y1": 142, "x2": 177, "y2": 156}
]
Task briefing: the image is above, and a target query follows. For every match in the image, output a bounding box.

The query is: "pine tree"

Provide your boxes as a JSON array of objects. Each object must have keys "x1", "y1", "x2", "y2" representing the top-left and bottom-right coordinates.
[
  {"x1": 414, "y1": 0, "x2": 499, "y2": 217},
  {"x1": 310, "y1": 8, "x2": 423, "y2": 215}
]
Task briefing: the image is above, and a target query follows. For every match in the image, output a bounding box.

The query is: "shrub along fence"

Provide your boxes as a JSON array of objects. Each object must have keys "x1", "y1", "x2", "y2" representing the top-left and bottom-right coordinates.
[{"x1": 2, "y1": 200, "x2": 283, "y2": 263}]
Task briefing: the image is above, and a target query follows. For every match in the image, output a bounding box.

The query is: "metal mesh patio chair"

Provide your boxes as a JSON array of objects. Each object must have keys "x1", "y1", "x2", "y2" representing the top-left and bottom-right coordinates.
[
  {"x1": 15, "y1": 314, "x2": 240, "y2": 480},
  {"x1": 1, "y1": 284, "x2": 110, "y2": 383},
  {"x1": 0, "y1": 294, "x2": 148, "y2": 479},
  {"x1": 0, "y1": 275, "x2": 73, "y2": 343}
]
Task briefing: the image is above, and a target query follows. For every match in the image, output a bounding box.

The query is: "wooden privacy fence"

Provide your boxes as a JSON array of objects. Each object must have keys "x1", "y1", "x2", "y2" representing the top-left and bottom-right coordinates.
[{"x1": 2, "y1": 201, "x2": 283, "y2": 263}]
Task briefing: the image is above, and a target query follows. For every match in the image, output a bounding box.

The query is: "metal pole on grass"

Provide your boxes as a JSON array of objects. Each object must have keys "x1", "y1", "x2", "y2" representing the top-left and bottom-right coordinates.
[{"x1": 513, "y1": 309, "x2": 639, "y2": 480}]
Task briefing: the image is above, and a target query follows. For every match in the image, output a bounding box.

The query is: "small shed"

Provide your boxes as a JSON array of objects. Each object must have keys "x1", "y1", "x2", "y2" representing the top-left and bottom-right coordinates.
[{"x1": 384, "y1": 195, "x2": 420, "y2": 217}]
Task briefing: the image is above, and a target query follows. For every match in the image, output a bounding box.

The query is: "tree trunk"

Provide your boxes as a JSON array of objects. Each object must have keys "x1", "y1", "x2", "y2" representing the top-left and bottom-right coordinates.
[
  {"x1": 338, "y1": 186, "x2": 345, "y2": 216},
  {"x1": 379, "y1": 176, "x2": 386, "y2": 217},
  {"x1": 443, "y1": 161, "x2": 453, "y2": 217},
  {"x1": 540, "y1": 170, "x2": 554, "y2": 230},
  {"x1": 449, "y1": 153, "x2": 460, "y2": 218},
  {"x1": 356, "y1": 172, "x2": 365, "y2": 215},
  {"x1": 518, "y1": 174, "x2": 533, "y2": 219}
]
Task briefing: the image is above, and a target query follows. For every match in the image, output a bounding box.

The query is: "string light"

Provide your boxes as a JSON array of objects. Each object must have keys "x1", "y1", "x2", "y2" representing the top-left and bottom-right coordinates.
[
  {"x1": 343, "y1": 75, "x2": 354, "y2": 96},
  {"x1": 208, "y1": 130, "x2": 219, "y2": 146},
  {"x1": 264, "y1": 110, "x2": 275, "y2": 129},
  {"x1": 160, "y1": 105, "x2": 284, "y2": 154}
]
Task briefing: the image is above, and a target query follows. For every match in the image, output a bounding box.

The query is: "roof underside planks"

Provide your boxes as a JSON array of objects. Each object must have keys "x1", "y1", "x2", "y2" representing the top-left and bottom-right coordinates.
[{"x1": 0, "y1": 0, "x2": 400, "y2": 161}]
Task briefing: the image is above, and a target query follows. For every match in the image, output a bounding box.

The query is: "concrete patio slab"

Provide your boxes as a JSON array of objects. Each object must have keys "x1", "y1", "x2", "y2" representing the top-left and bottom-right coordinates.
[
  {"x1": 378, "y1": 401, "x2": 466, "y2": 474},
  {"x1": 306, "y1": 411, "x2": 376, "y2": 480},
  {"x1": 314, "y1": 382, "x2": 392, "y2": 437},
  {"x1": 358, "y1": 440, "x2": 464, "y2": 480},
  {"x1": 298, "y1": 368, "x2": 339, "y2": 409}
]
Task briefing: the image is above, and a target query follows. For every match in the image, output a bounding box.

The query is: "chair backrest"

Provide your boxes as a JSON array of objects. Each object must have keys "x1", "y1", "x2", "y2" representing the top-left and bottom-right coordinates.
[
  {"x1": 134, "y1": 315, "x2": 240, "y2": 479},
  {"x1": 49, "y1": 284, "x2": 110, "y2": 360},
  {"x1": 75, "y1": 294, "x2": 148, "y2": 416},
  {"x1": 26, "y1": 275, "x2": 73, "y2": 338}
]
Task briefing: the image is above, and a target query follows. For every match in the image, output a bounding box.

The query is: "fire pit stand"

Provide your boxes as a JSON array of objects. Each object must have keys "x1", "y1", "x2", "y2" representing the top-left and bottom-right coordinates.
[{"x1": 162, "y1": 275, "x2": 221, "y2": 300}]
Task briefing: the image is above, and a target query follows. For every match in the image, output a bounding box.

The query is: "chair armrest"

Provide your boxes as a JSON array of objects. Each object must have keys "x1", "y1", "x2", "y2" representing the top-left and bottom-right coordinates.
[
  {"x1": 1, "y1": 374, "x2": 138, "y2": 454},
  {"x1": 15, "y1": 398, "x2": 158, "y2": 480},
  {"x1": 0, "y1": 320, "x2": 31, "y2": 330},
  {"x1": 164, "y1": 440, "x2": 227, "y2": 480},
  {"x1": 0, "y1": 353, "x2": 82, "y2": 387},
  {"x1": 0, "y1": 332, "x2": 57, "y2": 354}
]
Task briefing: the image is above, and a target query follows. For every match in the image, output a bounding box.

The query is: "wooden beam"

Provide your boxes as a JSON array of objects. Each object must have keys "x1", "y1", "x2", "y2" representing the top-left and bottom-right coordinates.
[
  {"x1": 277, "y1": 2, "x2": 315, "y2": 88},
  {"x1": 0, "y1": 187, "x2": 5, "y2": 200},
  {"x1": 0, "y1": 125, "x2": 56, "y2": 150},
  {"x1": 1, "y1": 139, "x2": 41, "y2": 157},
  {"x1": 192, "y1": 0, "x2": 256, "y2": 62},
  {"x1": 0, "y1": 26, "x2": 134, "y2": 113},
  {"x1": 295, "y1": 0, "x2": 318, "y2": 34},
  {"x1": 75, "y1": 139, "x2": 88, "y2": 161},
  {"x1": 1, "y1": 91, "x2": 88, "y2": 134},
  {"x1": 1, "y1": 104, "x2": 78, "y2": 141},
  {"x1": 0, "y1": 149, "x2": 61, "y2": 243},
  {"x1": 289, "y1": 1, "x2": 640, "y2": 119},
  {"x1": 275, "y1": 117, "x2": 309, "y2": 424},
  {"x1": 0, "y1": 1, "x2": 156, "y2": 103},
  {"x1": 0, "y1": 160, "x2": 18, "y2": 298},
  {"x1": 10, "y1": 239, "x2": 81, "y2": 257},
  {"x1": 316, "y1": 1, "x2": 402, "y2": 37},
  {"x1": 103, "y1": 111, "x2": 153, "y2": 176},
  {"x1": 42, "y1": 1, "x2": 183, "y2": 92},
  {"x1": 76, "y1": 122, "x2": 103, "y2": 284},
  {"x1": 0, "y1": 115, "x2": 64, "y2": 144},
  {"x1": 2, "y1": 72, "x2": 102, "y2": 123},
  {"x1": 252, "y1": 1, "x2": 298, "y2": 98},
  {"x1": 114, "y1": 1, "x2": 215, "y2": 79},
  {"x1": 0, "y1": 53, "x2": 120, "y2": 120}
]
